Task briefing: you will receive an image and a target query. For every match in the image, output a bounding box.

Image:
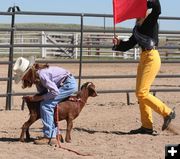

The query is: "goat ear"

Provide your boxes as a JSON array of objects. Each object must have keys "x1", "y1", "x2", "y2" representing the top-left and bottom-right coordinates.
[{"x1": 88, "y1": 87, "x2": 98, "y2": 97}]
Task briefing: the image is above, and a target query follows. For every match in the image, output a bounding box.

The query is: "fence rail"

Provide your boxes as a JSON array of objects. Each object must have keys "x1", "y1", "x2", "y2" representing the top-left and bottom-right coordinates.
[{"x1": 0, "y1": 7, "x2": 179, "y2": 110}]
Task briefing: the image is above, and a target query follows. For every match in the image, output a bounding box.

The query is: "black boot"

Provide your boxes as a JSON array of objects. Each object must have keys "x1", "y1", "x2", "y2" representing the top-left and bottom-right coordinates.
[
  {"x1": 129, "y1": 127, "x2": 154, "y2": 135},
  {"x1": 162, "y1": 108, "x2": 176, "y2": 131}
]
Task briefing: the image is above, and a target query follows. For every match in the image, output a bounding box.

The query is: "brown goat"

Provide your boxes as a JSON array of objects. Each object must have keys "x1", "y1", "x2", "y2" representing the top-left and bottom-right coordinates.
[{"x1": 20, "y1": 82, "x2": 97, "y2": 143}]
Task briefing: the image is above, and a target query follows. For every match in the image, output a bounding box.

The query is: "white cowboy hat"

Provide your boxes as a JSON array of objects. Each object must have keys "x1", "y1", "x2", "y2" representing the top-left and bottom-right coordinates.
[{"x1": 13, "y1": 56, "x2": 35, "y2": 84}]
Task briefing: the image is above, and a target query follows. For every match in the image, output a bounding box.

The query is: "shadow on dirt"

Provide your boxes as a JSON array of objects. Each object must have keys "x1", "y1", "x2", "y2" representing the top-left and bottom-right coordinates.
[
  {"x1": 73, "y1": 127, "x2": 161, "y2": 136},
  {"x1": 0, "y1": 137, "x2": 20, "y2": 142},
  {"x1": 73, "y1": 127, "x2": 131, "y2": 135}
]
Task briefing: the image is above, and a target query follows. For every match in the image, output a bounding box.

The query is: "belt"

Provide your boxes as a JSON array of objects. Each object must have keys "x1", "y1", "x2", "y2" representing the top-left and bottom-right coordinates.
[
  {"x1": 142, "y1": 46, "x2": 157, "y2": 52},
  {"x1": 59, "y1": 74, "x2": 72, "y2": 87}
]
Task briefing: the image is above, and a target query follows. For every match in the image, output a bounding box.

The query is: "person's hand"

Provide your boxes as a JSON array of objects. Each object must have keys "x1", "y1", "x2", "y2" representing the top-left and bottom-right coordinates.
[
  {"x1": 22, "y1": 96, "x2": 33, "y2": 102},
  {"x1": 113, "y1": 36, "x2": 121, "y2": 45},
  {"x1": 23, "y1": 95, "x2": 43, "y2": 102}
]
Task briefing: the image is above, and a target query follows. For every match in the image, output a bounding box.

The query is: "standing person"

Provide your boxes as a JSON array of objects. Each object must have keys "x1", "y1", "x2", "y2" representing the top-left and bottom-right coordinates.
[
  {"x1": 113, "y1": 0, "x2": 175, "y2": 134},
  {"x1": 13, "y1": 57, "x2": 78, "y2": 144}
]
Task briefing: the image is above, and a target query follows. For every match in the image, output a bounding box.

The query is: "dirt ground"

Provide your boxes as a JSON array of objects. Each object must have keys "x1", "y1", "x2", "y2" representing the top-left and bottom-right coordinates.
[{"x1": 0, "y1": 61, "x2": 180, "y2": 159}]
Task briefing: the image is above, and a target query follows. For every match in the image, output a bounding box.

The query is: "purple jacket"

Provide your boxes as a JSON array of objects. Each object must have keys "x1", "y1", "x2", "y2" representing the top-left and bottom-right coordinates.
[{"x1": 36, "y1": 66, "x2": 70, "y2": 100}]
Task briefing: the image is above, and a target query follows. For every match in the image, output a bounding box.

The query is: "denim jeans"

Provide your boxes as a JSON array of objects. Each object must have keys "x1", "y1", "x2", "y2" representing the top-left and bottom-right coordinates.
[{"x1": 40, "y1": 75, "x2": 77, "y2": 138}]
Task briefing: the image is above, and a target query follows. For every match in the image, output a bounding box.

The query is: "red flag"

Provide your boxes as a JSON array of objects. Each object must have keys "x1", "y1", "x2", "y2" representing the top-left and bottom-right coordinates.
[{"x1": 113, "y1": 0, "x2": 147, "y2": 24}]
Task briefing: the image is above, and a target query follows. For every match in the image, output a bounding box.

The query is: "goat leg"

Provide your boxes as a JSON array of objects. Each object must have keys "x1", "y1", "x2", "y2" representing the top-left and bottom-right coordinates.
[
  {"x1": 65, "y1": 118, "x2": 73, "y2": 143},
  {"x1": 20, "y1": 122, "x2": 30, "y2": 142},
  {"x1": 20, "y1": 116, "x2": 38, "y2": 142},
  {"x1": 25, "y1": 128, "x2": 30, "y2": 140},
  {"x1": 20, "y1": 126, "x2": 27, "y2": 142}
]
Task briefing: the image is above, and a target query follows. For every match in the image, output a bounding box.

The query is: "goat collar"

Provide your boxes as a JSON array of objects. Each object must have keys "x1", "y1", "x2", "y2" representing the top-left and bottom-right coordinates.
[{"x1": 68, "y1": 96, "x2": 86, "y2": 104}]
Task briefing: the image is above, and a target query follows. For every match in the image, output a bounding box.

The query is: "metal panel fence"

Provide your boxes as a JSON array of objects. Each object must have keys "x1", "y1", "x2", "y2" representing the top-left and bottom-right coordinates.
[{"x1": 0, "y1": 6, "x2": 180, "y2": 110}]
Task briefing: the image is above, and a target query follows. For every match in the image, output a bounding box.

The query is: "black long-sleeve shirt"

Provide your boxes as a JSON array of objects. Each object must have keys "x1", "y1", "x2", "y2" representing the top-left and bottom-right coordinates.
[{"x1": 113, "y1": 0, "x2": 161, "y2": 52}]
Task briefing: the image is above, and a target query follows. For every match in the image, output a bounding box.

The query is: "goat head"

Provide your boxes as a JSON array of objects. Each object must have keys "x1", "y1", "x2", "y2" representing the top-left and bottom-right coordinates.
[{"x1": 80, "y1": 82, "x2": 97, "y2": 97}]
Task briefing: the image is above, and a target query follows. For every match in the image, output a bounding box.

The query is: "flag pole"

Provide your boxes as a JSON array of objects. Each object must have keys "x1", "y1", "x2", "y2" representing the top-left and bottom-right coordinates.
[
  {"x1": 113, "y1": 19, "x2": 116, "y2": 38},
  {"x1": 113, "y1": 0, "x2": 116, "y2": 38}
]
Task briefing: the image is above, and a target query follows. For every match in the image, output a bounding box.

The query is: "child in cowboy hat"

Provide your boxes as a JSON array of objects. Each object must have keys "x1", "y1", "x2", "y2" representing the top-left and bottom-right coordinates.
[
  {"x1": 13, "y1": 57, "x2": 78, "y2": 145},
  {"x1": 13, "y1": 56, "x2": 35, "y2": 84}
]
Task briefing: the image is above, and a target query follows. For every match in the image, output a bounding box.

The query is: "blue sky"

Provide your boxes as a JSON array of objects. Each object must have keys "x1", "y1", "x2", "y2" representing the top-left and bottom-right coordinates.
[{"x1": 0, "y1": 0, "x2": 179, "y2": 30}]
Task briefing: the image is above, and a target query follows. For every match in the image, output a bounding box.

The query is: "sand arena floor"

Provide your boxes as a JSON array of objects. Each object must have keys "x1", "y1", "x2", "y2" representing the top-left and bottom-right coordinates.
[{"x1": 0, "y1": 61, "x2": 180, "y2": 159}]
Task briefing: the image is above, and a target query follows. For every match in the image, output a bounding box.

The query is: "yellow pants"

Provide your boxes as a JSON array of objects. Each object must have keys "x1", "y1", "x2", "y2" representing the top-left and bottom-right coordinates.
[{"x1": 136, "y1": 49, "x2": 172, "y2": 129}]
